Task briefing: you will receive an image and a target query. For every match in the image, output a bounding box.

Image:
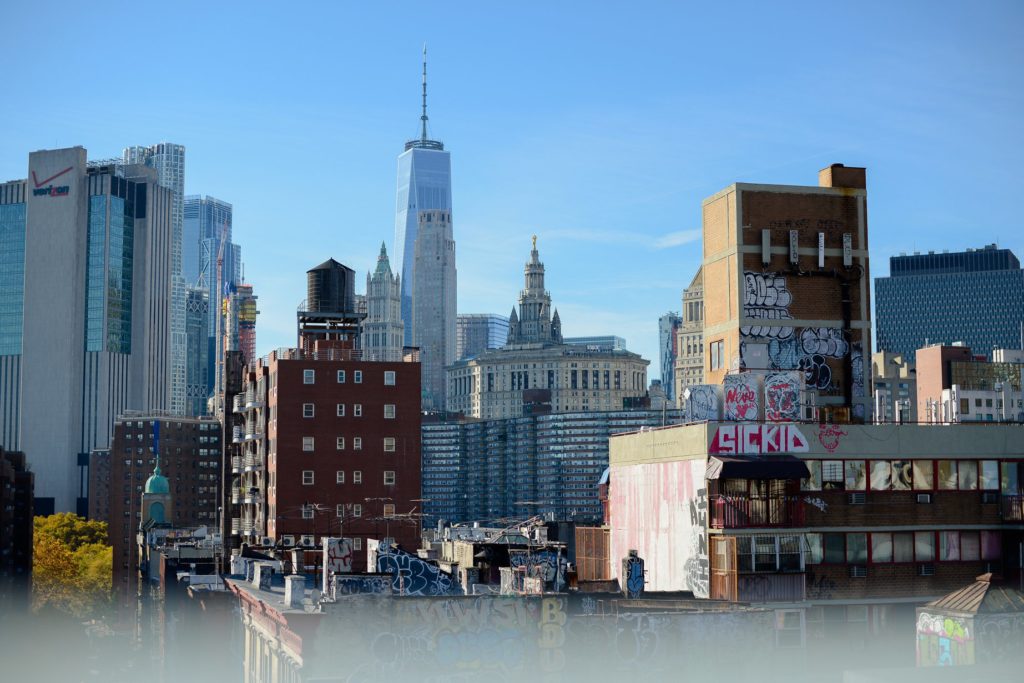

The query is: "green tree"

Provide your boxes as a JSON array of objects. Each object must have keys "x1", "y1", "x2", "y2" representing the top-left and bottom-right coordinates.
[{"x1": 33, "y1": 514, "x2": 112, "y2": 617}]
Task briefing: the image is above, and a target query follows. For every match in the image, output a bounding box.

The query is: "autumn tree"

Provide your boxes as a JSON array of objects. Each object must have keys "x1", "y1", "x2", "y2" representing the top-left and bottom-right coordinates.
[{"x1": 33, "y1": 513, "x2": 113, "y2": 617}]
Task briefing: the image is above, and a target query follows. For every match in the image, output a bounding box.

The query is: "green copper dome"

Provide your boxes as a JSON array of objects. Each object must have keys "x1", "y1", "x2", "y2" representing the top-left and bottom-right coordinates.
[{"x1": 145, "y1": 465, "x2": 170, "y2": 494}]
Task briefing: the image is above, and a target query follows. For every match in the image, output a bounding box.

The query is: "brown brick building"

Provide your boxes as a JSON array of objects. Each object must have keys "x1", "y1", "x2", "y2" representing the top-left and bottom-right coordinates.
[
  {"x1": 103, "y1": 413, "x2": 221, "y2": 595},
  {"x1": 702, "y1": 164, "x2": 871, "y2": 420},
  {"x1": 232, "y1": 348, "x2": 422, "y2": 572}
]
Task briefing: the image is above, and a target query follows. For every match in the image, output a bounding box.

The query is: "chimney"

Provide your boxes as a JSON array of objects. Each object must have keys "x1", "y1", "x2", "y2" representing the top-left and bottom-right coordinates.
[{"x1": 819, "y1": 163, "x2": 866, "y2": 189}]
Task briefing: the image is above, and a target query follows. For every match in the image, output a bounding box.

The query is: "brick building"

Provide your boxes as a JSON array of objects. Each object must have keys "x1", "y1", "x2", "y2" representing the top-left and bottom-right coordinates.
[
  {"x1": 607, "y1": 421, "x2": 1024, "y2": 659},
  {"x1": 702, "y1": 164, "x2": 871, "y2": 420},
  {"x1": 103, "y1": 413, "x2": 221, "y2": 595},
  {"x1": 916, "y1": 343, "x2": 1024, "y2": 423},
  {"x1": 232, "y1": 349, "x2": 421, "y2": 572},
  {"x1": 0, "y1": 447, "x2": 33, "y2": 611}
]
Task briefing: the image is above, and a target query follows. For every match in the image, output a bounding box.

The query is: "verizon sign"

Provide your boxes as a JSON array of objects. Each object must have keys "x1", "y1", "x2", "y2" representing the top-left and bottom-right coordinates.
[
  {"x1": 708, "y1": 424, "x2": 809, "y2": 455},
  {"x1": 31, "y1": 166, "x2": 73, "y2": 197}
]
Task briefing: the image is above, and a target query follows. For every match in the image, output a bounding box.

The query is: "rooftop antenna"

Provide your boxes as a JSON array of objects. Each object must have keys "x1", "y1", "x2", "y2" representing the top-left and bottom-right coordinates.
[{"x1": 420, "y1": 44, "x2": 429, "y2": 142}]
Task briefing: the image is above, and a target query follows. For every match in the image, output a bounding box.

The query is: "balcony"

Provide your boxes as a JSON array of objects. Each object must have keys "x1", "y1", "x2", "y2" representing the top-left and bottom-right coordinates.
[
  {"x1": 231, "y1": 518, "x2": 240, "y2": 535},
  {"x1": 232, "y1": 427, "x2": 243, "y2": 444},
  {"x1": 231, "y1": 488, "x2": 241, "y2": 505},
  {"x1": 1002, "y1": 495, "x2": 1024, "y2": 522},
  {"x1": 244, "y1": 488, "x2": 262, "y2": 505},
  {"x1": 243, "y1": 454, "x2": 259, "y2": 471},
  {"x1": 231, "y1": 456, "x2": 242, "y2": 474},
  {"x1": 232, "y1": 394, "x2": 245, "y2": 414},
  {"x1": 709, "y1": 495, "x2": 805, "y2": 529}
]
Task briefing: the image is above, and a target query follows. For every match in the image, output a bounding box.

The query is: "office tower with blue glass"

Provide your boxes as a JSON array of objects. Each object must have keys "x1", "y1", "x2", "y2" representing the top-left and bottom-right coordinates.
[
  {"x1": 456, "y1": 314, "x2": 509, "y2": 360},
  {"x1": 183, "y1": 194, "x2": 241, "y2": 412},
  {"x1": 0, "y1": 147, "x2": 173, "y2": 514},
  {"x1": 658, "y1": 312, "x2": 682, "y2": 404},
  {"x1": 875, "y1": 245, "x2": 1024, "y2": 362},
  {"x1": 394, "y1": 48, "x2": 453, "y2": 349}
]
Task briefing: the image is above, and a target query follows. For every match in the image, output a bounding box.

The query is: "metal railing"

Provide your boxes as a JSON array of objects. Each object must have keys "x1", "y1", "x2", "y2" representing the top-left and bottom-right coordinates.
[
  {"x1": 709, "y1": 495, "x2": 805, "y2": 529},
  {"x1": 1002, "y1": 495, "x2": 1024, "y2": 522}
]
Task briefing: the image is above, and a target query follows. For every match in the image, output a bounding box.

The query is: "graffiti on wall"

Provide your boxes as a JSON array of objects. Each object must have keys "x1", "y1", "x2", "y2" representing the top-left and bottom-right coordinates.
[
  {"x1": 741, "y1": 272, "x2": 793, "y2": 339},
  {"x1": 723, "y1": 374, "x2": 759, "y2": 421},
  {"x1": 324, "y1": 537, "x2": 353, "y2": 574},
  {"x1": 708, "y1": 424, "x2": 809, "y2": 455},
  {"x1": 622, "y1": 551, "x2": 645, "y2": 599},
  {"x1": 376, "y1": 546, "x2": 459, "y2": 596},
  {"x1": 685, "y1": 487, "x2": 709, "y2": 598},
  {"x1": 817, "y1": 424, "x2": 846, "y2": 453},
  {"x1": 509, "y1": 549, "x2": 565, "y2": 592},
  {"x1": 740, "y1": 271, "x2": 861, "y2": 396},
  {"x1": 333, "y1": 575, "x2": 392, "y2": 596},
  {"x1": 917, "y1": 612, "x2": 975, "y2": 667},
  {"x1": 685, "y1": 385, "x2": 720, "y2": 421},
  {"x1": 608, "y1": 459, "x2": 708, "y2": 596},
  {"x1": 764, "y1": 371, "x2": 802, "y2": 422}
]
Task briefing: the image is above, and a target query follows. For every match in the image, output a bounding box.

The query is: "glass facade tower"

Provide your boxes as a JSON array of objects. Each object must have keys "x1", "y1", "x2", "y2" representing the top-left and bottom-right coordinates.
[{"x1": 875, "y1": 245, "x2": 1024, "y2": 361}]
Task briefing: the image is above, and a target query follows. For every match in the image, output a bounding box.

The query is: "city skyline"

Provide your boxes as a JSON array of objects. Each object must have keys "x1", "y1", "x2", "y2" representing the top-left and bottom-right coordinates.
[{"x1": 1, "y1": 3, "x2": 1023, "y2": 378}]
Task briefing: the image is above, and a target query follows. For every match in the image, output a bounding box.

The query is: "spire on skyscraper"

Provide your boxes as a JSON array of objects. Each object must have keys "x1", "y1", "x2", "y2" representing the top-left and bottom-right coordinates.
[{"x1": 421, "y1": 44, "x2": 429, "y2": 142}]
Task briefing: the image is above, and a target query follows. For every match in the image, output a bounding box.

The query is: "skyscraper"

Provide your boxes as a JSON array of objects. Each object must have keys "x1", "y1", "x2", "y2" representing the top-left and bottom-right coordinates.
[
  {"x1": 225, "y1": 283, "x2": 258, "y2": 367},
  {"x1": 183, "y1": 195, "x2": 241, "y2": 410},
  {"x1": 394, "y1": 47, "x2": 452, "y2": 348},
  {"x1": 362, "y1": 243, "x2": 404, "y2": 362},
  {"x1": 658, "y1": 312, "x2": 681, "y2": 404},
  {"x1": 412, "y1": 209, "x2": 457, "y2": 411},
  {"x1": 0, "y1": 147, "x2": 172, "y2": 513},
  {"x1": 875, "y1": 245, "x2": 1024, "y2": 362},
  {"x1": 123, "y1": 143, "x2": 187, "y2": 416}
]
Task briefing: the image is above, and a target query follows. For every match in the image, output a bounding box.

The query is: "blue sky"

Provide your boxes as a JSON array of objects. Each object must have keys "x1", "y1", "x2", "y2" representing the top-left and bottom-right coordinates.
[{"x1": 2, "y1": 1, "x2": 1022, "y2": 378}]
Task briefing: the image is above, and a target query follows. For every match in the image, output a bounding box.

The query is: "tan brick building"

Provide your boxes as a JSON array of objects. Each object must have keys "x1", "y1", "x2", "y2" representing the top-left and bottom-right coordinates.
[{"x1": 701, "y1": 164, "x2": 871, "y2": 420}]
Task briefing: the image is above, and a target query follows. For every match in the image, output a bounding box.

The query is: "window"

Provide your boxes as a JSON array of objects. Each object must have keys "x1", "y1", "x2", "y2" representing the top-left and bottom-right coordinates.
[
  {"x1": 869, "y1": 461, "x2": 891, "y2": 491},
  {"x1": 1001, "y1": 462, "x2": 1021, "y2": 494},
  {"x1": 336, "y1": 403, "x2": 346, "y2": 416},
  {"x1": 354, "y1": 404, "x2": 362, "y2": 417},
  {"x1": 336, "y1": 504, "x2": 345, "y2": 517},
  {"x1": 303, "y1": 369, "x2": 315, "y2": 384},
  {"x1": 353, "y1": 437, "x2": 362, "y2": 450},
  {"x1": 384, "y1": 404, "x2": 396, "y2": 419},
  {"x1": 805, "y1": 534, "x2": 823, "y2": 564},
  {"x1": 302, "y1": 505, "x2": 314, "y2": 519},
  {"x1": 823, "y1": 533, "x2": 845, "y2": 563},
  {"x1": 353, "y1": 504, "x2": 362, "y2": 517},
  {"x1": 384, "y1": 471, "x2": 396, "y2": 485},
  {"x1": 871, "y1": 533, "x2": 893, "y2": 563},
  {"x1": 981, "y1": 531, "x2": 1002, "y2": 560},
  {"x1": 914, "y1": 532, "x2": 935, "y2": 562},
  {"x1": 845, "y1": 461, "x2": 866, "y2": 491},
  {"x1": 384, "y1": 371, "x2": 396, "y2": 385},
  {"x1": 709, "y1": 340, "x2": 724, "y2": 371},
  {"x1": 960, "y1": 532, "x2": 980, "y2": 561},
  {"x1": 801, "y1": 461, "x2": 822, "y2": 491},
  {"x1": 302, "y1": 437, "x2": 314, "y2": 452},
  {"x1": 939, "y1": 532, "x2": 960, "y2": 561},
  {"x1": 937, "y1": 461, "x2": 957, "y2": 490},
  {"x1": 302, "y1": 470, "x2": 314, "y2": 485},
  {"x1": 336, "y1": 436, "x2": 345, "y2": 450},
  {"x1": 303, "y1": 403, "x2": 314, "y2": 418},
  {"x1": 383, "y1": 503, "x2": 395, "y2": 517},
  {"x1": 846, "y1": 533, "x2": 868, "y2": 563},
  {"x1": 980, "y1": 461, "x2": 999, "y2": 490},
  {"x1": 958, "y1": 461, "x2": 978, "y2": 490},
  {"x1": 337, "y1": 370, "x2": 346, "y2": 383},
  {"x1": 893, "y1": 533, "x2": 914, "y2": 562},
  {"x1": 336, "y1": 470, "x2": 345, "y2": 484},
  {"x1": 913, "y1": 460, "x2": 934, "y2": 490},
  {"x1": 822, "y1": 461, "x2": 844, "y2": 490},
  {"x1": 354, "y1": 371, "x2": 362, "y2": 383},
  {"x1": 892, "y1": 461, "x2": 912, "y2": 490},
  {"x1": 353, "y1": 537, "x2": 362, "y2": 550},
  {"x1": 383, "y1": 437, "x2": 396, "y2": 452},
  {"x1": 353, "y1": 471, "x2": 362, "y2": 484}
]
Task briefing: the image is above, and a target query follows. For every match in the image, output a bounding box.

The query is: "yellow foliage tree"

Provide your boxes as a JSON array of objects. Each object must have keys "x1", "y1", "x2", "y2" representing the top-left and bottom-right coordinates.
[{"x1": 33, "y1": 514, "x2": 113, "y2": 617}]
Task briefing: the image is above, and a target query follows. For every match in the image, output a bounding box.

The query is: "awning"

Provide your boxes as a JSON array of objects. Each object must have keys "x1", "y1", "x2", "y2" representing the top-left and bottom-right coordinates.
[{"x1": 706, "y1": 455, "x2": 810, "y2": 481}]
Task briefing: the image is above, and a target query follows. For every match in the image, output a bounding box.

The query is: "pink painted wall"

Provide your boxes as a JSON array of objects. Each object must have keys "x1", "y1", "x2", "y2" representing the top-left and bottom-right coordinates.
[{"x1": 608, "y1": 458, "x2": 709, "y2": 597}]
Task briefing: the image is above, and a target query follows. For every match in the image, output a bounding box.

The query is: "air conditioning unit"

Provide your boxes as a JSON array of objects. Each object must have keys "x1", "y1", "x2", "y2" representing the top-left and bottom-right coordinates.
[
  {"x1": 847, "y1": 493, "x2": 866, "y2": 505},
  {"x1": 981, "y1": 492, "x2": 998, "y2": 504},
  {"x1": 918, "y1": 564, "x2": 935, "y2": 577},
  {"x1": 260, "y1": 536, "x2": 273, "y2": 547},
  {"x1": 849, "y1": 565, "x2": 868, "y2": 578},
  {"x1": 280, "y1": 535, "x2": 295, "y2": 547},
  {"x1": 300, "y1": 536, "x2": 315, "y2": 548},
  {"x1": 916, "y1": 493, "x2": 932, "y2": 504}
]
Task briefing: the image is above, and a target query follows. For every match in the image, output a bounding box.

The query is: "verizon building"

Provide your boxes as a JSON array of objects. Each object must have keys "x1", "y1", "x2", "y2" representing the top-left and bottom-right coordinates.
[{"x1": 0, "y1": 147, "x2": 172, "y2": 514}]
